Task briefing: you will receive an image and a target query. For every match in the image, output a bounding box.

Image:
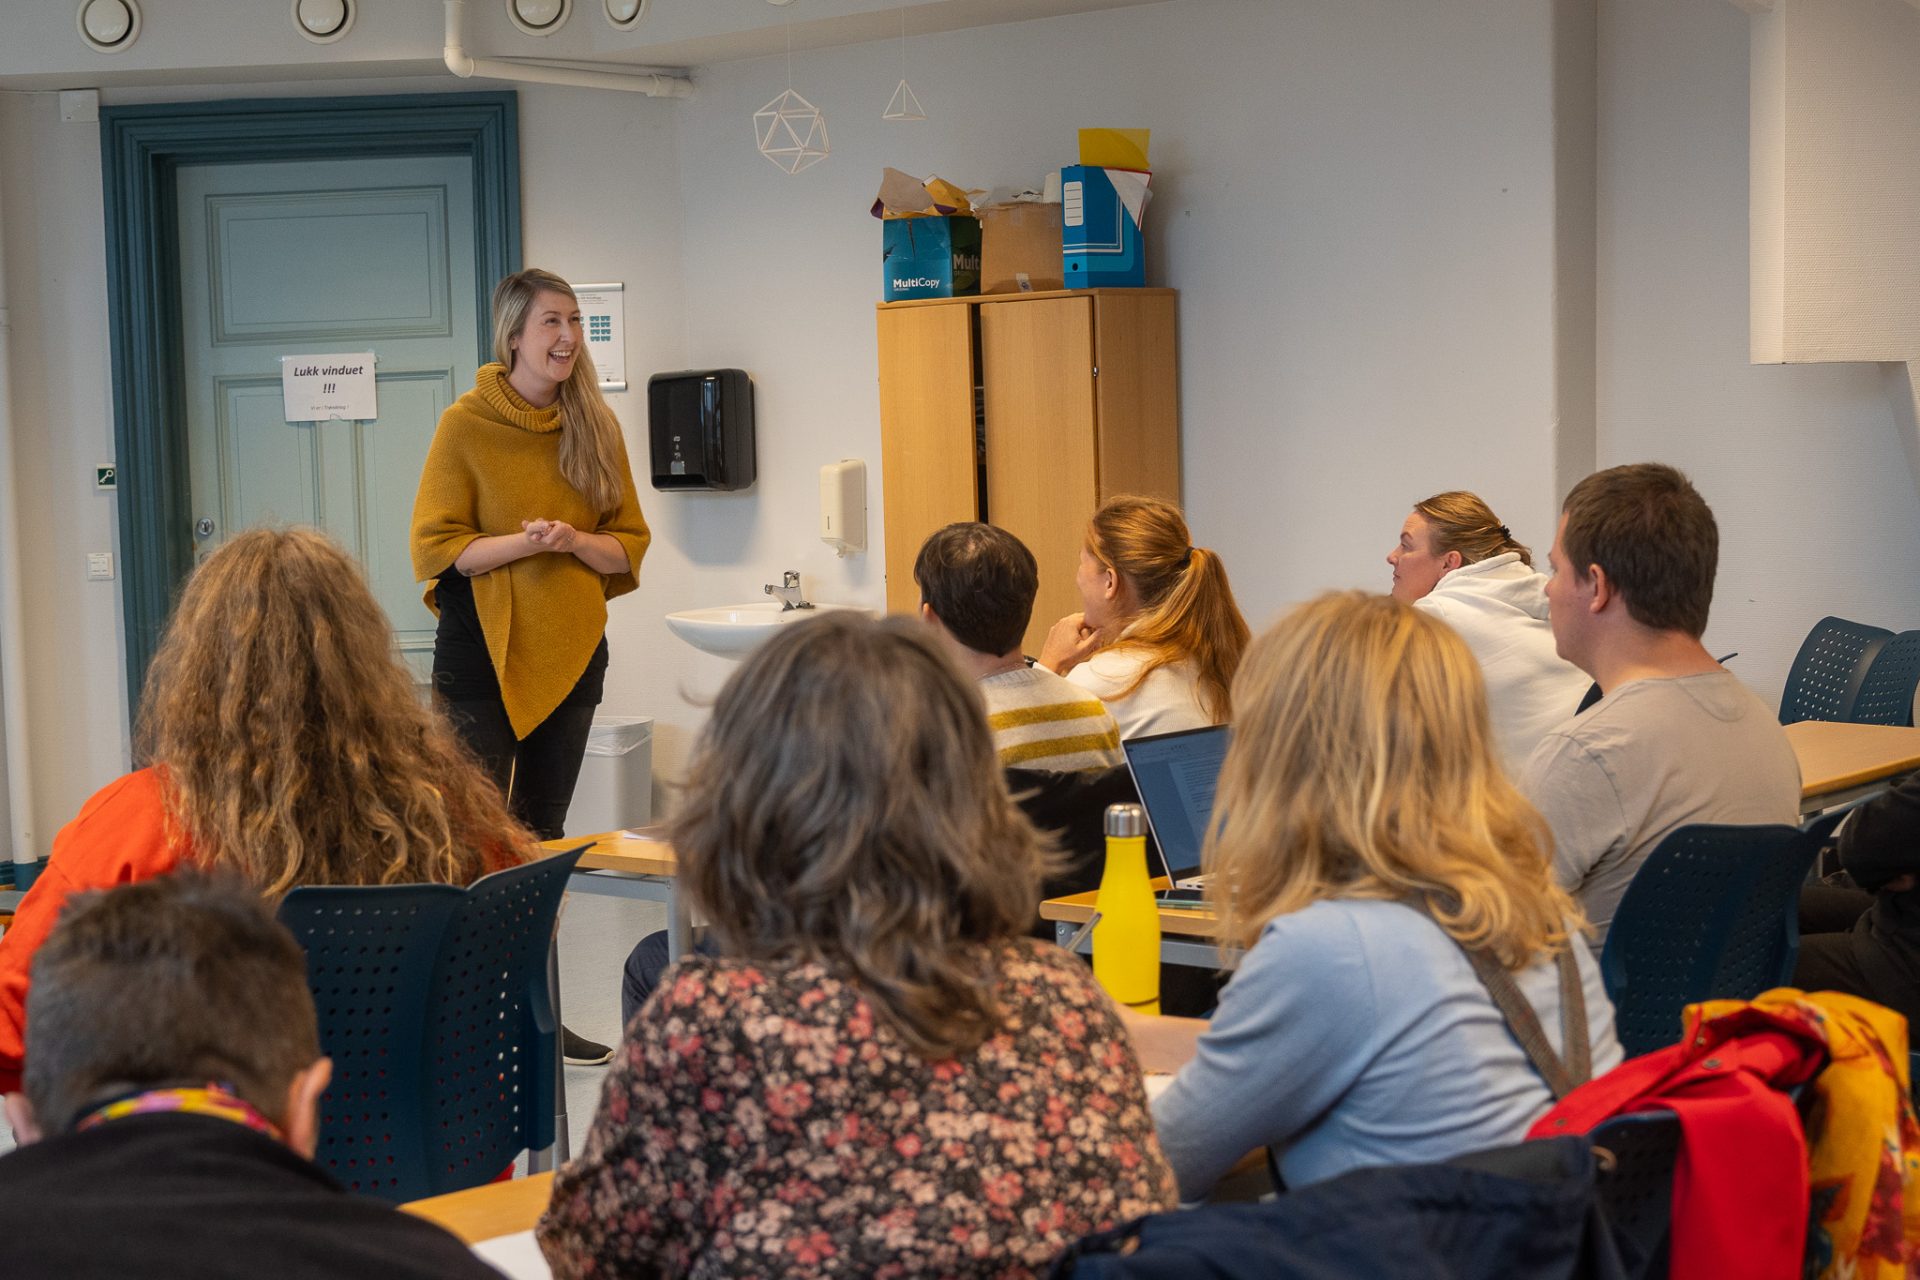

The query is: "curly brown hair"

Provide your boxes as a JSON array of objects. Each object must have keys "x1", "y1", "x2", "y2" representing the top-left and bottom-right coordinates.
[
  {"x1": 137, "y1": 527, "x2": 531, "y2": 897},
  {"x1": 671, "y1": 612, "x2": 1052, "y2": 1060}
]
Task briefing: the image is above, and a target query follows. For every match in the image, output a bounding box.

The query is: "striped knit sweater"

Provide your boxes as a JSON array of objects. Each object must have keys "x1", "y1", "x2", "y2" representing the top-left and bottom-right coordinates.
[{"x1": 980, "y1": 666, "x2": 1125, "y2": 772}]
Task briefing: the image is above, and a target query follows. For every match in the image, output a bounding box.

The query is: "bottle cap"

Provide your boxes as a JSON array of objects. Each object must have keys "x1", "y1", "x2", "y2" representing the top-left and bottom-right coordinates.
[{"x1": 1105, "y1": 803, "x2": 1145, "y2": 838}]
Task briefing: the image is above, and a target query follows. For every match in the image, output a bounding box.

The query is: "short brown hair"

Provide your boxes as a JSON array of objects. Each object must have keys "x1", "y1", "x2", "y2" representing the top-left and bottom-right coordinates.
[
  {"x1": 913, "y1": 522, "x2": 1039, "y2": 656},
  {"x1": 670, "y1": 612, "x2": 1050, "y2": 1060},
  {"x1": 23, "y1": 872, "x2": 319, "y2": 1134},
  {"x1": 1413, "y1": 491, "x2": 1532, "y2": 567},
  {"x1": 1559, "y1": 463, "x2": 1717, "y2": 636}
]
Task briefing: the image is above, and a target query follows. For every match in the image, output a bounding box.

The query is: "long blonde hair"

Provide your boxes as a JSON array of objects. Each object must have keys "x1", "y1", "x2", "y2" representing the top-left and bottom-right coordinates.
[
  {"x1": 137, "y1": 528, "x2": 532, "y2": 897},
  {"x1": 491, "y1": 268, "x2": 628, "y2": 515},
  {"x1": 1086, "y1": 495, "x2": 1249, "y2": 722},
  {"x1": 1413, "y1": 491, "x2": 1532, "y2": 567},
  {"x1": 1204, "y1": 591, "x2": 1582, "y2": 967},
  {"x1": 672, "y1": 612, "x2": 1051, "y2": 1060}
]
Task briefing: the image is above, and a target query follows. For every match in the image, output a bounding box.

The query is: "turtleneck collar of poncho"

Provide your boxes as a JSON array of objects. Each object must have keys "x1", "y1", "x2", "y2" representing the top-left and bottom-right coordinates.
[{"x1": 476, "y1": 362, "x2": 563, "y2": 434}]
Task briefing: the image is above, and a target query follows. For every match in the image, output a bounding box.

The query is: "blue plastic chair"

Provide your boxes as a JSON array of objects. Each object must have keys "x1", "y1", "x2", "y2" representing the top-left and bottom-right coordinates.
[
  {"x1": 1848, "y1": 630, "x2": 1920, "y2": 727},
  {"x1": 277, "y1": 846, "x2": 583, "y2": 1202},
  {"x1": 1589, "y1": 1112, "x2": 1678, "y2": 1278},
  {"x1": 1601, "y1": 813, "x2": 1844, "y2": 1058},
  {"x1": 1779, "y1": 616, "x2": 1892, "y2": 724}
]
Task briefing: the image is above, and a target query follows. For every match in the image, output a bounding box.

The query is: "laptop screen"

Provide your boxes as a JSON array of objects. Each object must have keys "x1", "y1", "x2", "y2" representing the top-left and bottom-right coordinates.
[{"x1": 1121, "y1": 725, "x2": 1230, "y2": 883}]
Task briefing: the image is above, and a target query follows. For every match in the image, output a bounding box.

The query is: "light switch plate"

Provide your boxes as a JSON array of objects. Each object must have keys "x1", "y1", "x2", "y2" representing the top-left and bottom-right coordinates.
[{"x1": 86, "y1": 552, "x2": 114, "y2": 580}]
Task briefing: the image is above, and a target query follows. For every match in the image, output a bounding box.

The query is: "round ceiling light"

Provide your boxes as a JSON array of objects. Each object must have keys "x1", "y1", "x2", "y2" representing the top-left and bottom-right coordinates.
[
  {"x1": 605, "y1": 0, "x2": 648, "y2": 31},
  {"x1": 507, "y1": 0, "x2": 571, "y2": 37},
  {"x1": 291, "y1": 0, "x2": 354, "y2": 44},
  {"x1": 76, "y1": 0, "x2": 140, "y2": 53}
]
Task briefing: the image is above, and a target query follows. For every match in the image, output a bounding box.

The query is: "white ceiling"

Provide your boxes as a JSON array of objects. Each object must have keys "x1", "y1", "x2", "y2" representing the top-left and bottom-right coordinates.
[{"x1": 0, "y1": 0, "x2": 1173, "y2": 91}]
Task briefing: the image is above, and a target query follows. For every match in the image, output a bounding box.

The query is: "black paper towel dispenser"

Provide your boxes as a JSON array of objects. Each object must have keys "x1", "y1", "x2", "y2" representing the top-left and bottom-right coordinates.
[{"x1": 647, "y1": 368, "x2": 756, "y2": 491}]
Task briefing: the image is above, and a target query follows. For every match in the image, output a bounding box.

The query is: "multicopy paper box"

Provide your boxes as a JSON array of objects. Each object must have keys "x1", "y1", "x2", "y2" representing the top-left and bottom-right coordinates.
[
  {"x1": 1061, "y1": 165, "x2": 1149, "y2": 289},
  {"x1": 881, "y1": 216, "x2": 981, "y2": 301}
]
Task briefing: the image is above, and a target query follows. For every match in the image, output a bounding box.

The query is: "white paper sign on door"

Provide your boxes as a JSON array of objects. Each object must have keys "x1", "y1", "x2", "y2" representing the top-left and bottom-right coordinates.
[
  {"x1": 281, "y1": 352, "x2": 378, "y2": 421},
  {"x1": 574, "y1": 284, "x2": 626, "y2": 392}
]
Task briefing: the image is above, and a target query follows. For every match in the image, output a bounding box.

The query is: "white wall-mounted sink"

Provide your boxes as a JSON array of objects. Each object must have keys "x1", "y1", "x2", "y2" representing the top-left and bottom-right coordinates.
[{"x1": 665, "y1": 601, "x2": 873, "y2": 659}]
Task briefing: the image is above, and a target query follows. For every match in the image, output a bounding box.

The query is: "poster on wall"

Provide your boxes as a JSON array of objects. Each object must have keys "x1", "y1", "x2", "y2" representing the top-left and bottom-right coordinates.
[
  {"x1": 280, "y1": 352, "x2": 377, "y2": 421},
  {"x1": 574, "y1": 283, "x2": 627, "y2": 392}
]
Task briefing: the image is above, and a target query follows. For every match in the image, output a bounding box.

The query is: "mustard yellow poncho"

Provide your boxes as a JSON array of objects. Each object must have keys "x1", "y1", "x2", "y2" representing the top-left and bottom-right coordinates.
[{"x1": 410, "y1": 363, "x2": 652, "y2": 739}]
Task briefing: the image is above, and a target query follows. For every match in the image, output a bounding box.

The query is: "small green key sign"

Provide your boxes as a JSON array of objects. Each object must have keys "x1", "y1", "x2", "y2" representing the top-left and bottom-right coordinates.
[{"x1": 95, "y1": 465, "x2": 117, "y2": 491}]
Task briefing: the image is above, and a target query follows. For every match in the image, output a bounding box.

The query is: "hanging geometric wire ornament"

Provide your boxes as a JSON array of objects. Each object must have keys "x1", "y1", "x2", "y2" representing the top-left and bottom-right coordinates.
[
  {"x1": 882, "y1": 14, "x2": 925, "y2": 121},
  {"x1": 754, "y1": 89, "x2": 829, "y2": 173},
  {"x1": 754, "y1": 10, "x2": 829, "y2": 174},
  {"x1": 883, "y1": 79, "x2": 925, "y2": 122}
]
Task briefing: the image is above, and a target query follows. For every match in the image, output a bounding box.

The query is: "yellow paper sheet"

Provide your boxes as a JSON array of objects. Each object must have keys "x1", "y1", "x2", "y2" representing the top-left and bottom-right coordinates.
[{"x1": 1078, "y1": 128, "x2": 1151, "y2": 172}]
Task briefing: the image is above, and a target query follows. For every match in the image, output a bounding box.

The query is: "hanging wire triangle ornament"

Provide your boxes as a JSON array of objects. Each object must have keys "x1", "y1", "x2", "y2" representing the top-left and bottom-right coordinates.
[
  {"x1": 882, "y1": 14, "x2": 926, "y2": 122},
  {"x1": 883, "y1": 78, "x2": 925, "y2": 122},
  {"x1": 754, "y1": 88, "x2": 829, "y2": 173}
]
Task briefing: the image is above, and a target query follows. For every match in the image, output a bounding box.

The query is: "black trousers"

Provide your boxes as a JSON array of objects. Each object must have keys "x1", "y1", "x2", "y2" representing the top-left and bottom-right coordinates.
[{"x1": 444, "y1": 698, "x2": 597, "y2": 842}]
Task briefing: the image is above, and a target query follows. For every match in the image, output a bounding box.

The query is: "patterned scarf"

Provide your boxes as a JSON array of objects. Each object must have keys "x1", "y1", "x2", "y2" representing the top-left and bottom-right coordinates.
[{"x1": 74, "y1": 1082, "x2": 283, "y2": 1143}]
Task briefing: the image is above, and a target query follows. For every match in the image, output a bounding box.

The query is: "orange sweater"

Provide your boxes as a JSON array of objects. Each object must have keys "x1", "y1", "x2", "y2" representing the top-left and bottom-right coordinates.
[
  {"x1": 410, "y1": 364, "x2": 652, "y2": 739},
  {"x1": 0, "y1": 769, "x2": 526, "y2": 1094},
  {"x1": 0, "y1": 768, "x2": 182, "y2": 1093}
]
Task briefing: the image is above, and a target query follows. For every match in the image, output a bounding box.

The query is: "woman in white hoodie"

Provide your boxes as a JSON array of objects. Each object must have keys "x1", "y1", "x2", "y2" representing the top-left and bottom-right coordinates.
[{"x1": 1387, "y1": 491, "x2": 1591, "y2": 774}]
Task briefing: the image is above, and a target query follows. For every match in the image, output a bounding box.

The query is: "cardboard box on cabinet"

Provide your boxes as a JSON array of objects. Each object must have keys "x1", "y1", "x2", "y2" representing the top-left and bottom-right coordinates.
[{"x1": 978, "y1": 202, "x2": 1064, "y2": 294}]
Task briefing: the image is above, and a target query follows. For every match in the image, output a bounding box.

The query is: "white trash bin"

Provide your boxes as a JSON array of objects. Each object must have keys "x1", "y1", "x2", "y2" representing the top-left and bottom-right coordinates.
[{"x1": 565, "y1": 715, "x2": 654, "y2": 838}]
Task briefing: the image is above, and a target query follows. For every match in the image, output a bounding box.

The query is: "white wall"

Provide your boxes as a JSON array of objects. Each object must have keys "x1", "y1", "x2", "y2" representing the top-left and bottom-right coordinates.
[
  {"x1": 1596, "y1": 0, "x2": 1920, "y2": 707},
  {"x1": 0, "y1": 88, "x2": 131, "y2": 856},
  {"x1": 40, "y1": 0, "x2": 1879, "y2": 854},
  {"x1": 667, "y1": 0, "x2": 1570, "y2": 629}
]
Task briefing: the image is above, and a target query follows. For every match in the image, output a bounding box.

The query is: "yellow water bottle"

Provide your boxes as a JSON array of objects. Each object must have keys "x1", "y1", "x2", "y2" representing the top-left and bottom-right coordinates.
[{"x1": 1094, "y1": 802, "x2": 1161, "y2": 1016}]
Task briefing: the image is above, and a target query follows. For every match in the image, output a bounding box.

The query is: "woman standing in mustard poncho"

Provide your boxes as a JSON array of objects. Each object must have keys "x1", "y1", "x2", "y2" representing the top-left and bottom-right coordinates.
[{"x1": 411, "y1": 270, "x2": 650, "y2": 1062}]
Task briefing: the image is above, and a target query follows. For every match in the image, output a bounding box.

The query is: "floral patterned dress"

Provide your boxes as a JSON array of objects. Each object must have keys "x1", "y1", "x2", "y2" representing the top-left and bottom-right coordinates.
[{"x1": 537, "y1": 938, "x2": 1176, "y2": 1278}]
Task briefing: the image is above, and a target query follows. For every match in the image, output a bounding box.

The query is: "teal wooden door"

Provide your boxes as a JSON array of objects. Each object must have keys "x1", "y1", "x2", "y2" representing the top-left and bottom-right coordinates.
[{"x1": 176, "y1": 156, "x2": 480, "y2": 682}]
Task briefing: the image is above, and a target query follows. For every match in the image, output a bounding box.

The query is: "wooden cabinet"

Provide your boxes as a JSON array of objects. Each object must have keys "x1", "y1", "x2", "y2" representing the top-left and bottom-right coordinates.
[{"x1": 876, "y1": 288, "x2": 1180, "y2": 655}]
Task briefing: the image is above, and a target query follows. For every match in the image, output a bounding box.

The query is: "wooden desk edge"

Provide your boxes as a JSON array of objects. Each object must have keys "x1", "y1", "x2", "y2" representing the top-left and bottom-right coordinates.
[
  {"x1": 403, "y1": 1171, "x2": 555, "y2": 1245},
  {"x1": 1039, "y1": 889, "x2": 1224, "y2": 938},
  {"x1": 1787, "y1": 721, "x2": 1920, "y2": 799}
]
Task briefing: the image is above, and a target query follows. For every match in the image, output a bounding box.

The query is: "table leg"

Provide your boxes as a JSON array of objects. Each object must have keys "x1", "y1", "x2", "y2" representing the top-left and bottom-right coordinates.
[
  {"x1": 666, "y1": 883, "x2": 693, "y2": 962},
  {"x1": 532, "y1": 935, "x2": 568, "y2": 1171}
]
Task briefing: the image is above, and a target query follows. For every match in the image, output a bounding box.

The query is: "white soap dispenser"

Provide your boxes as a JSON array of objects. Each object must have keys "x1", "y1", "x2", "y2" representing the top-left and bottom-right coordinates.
[{"x1": 820, "y1": 459, "x2": 867, "y2": 558}]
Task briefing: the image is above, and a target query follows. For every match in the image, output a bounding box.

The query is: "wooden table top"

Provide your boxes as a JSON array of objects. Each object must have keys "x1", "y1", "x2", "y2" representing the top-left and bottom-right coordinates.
[
  {"x1": 1039, "y1": 888, "x2": 1221, "y2": 935},
  {"x1": 1785, "y1": 720, "x2": 1920, "y2": 799},
  {"x1": 541, "y1": 830, "x2": 677, "y2": 877},
  {"x1": 402, "y1": 1171, "x2": 554, "y2": 1245}
]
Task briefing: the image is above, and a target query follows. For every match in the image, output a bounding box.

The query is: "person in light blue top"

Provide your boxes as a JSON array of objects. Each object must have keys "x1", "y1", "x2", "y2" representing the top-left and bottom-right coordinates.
[{"x1": 1132, "y1": 591, "x2": 1623, "y2": 1199}]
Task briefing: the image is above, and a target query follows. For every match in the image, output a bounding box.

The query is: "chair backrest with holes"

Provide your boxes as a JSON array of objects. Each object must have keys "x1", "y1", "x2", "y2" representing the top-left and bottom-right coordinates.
[
  {"x1": 421, "y1": 849, "x2": 578, "y2": 1193},
  {"x1": 1590, "y1": 1112, "x2": 1679, "y2": 1276},
  {"x1": 1600, "y1": 813, "x2": 1842, "y2": 1058},
  {"x1": 1779, "y1": 616, "x2": 1891, "y2": 724},
  {"x1": 277, "y1": 846, "x2": 581, "y2": 1201},
  {"x1": 1849, "y1": 630, "x2": 1920, "y2": 726}
]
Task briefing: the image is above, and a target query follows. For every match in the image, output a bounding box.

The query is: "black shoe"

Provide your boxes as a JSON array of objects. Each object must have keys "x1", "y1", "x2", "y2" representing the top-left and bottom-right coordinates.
[{"x1": 562, "y1": 1025, "x2": 613, "y2": 1066}]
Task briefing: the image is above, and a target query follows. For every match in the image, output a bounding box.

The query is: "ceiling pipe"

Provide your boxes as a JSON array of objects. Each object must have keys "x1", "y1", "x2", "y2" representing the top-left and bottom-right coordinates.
[{"x1": 444, "y1": 0, "x2": 694, "y2": 98}]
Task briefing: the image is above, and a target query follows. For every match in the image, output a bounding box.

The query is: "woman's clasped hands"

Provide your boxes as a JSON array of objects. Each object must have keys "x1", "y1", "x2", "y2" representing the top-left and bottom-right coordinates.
[{"x1": 522, "y1": 517, "x2": 580, "y2": 553}]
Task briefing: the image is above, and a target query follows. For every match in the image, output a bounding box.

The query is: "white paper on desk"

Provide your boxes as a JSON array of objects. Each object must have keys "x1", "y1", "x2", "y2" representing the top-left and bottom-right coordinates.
[
  {"x1": 473, "y1": 1230, "x2": 551, "y2": 1280},
  {"x1": 1142, "y1": 1073, "x2": 1175, "y2": 1100},
  {"x1": 622, "y1": 825, "x2": 671, "y2": 841}
]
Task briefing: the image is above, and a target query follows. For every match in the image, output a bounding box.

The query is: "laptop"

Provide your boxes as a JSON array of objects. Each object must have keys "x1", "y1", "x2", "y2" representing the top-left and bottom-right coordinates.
[{"x1": 1120, "y1": 724, "x2": 1229, "y2": 888}]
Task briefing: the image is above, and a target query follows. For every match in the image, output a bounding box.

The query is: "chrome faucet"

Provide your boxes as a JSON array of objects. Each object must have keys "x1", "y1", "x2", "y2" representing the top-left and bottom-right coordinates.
[{"x1": 764, "y1": 569, "x2": 813, "y2": 611}]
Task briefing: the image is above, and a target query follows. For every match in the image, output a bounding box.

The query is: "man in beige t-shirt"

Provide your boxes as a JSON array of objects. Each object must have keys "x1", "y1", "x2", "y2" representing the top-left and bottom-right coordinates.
[{"x1": 1520, "y1": 463, "x2": 1801, "y2": 948}]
